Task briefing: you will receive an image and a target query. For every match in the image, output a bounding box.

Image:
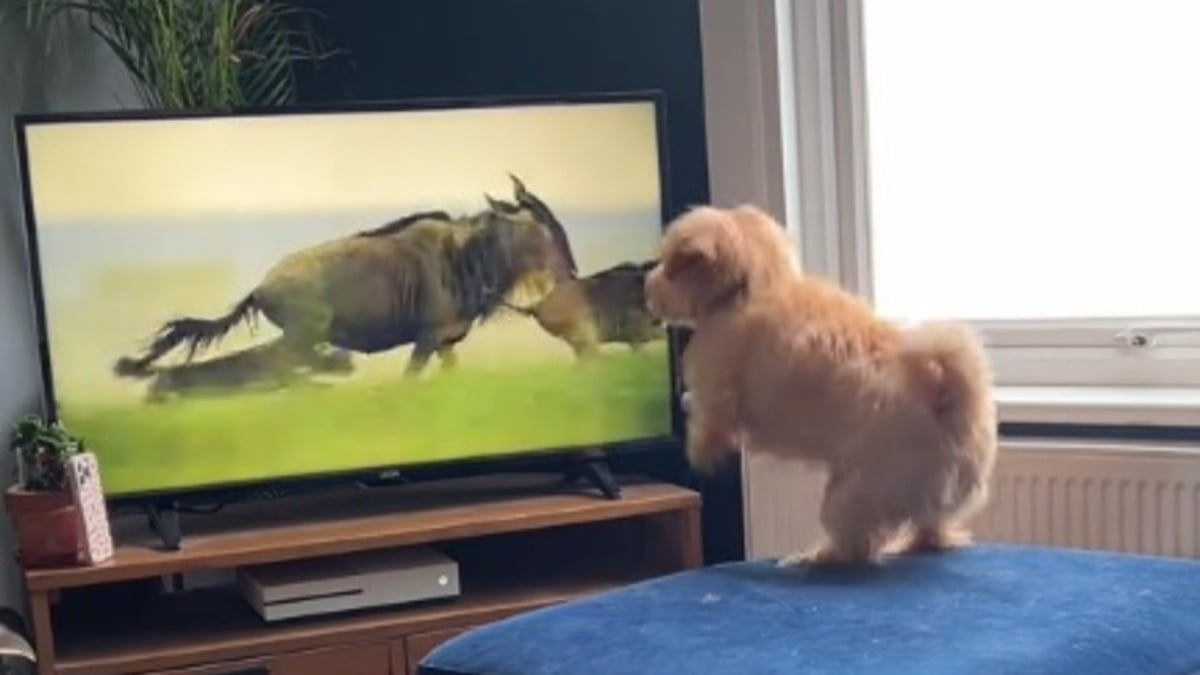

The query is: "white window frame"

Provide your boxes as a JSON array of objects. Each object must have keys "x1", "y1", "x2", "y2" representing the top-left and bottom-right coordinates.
[{"x1": 699, "y1": 0, "x2": 1200, "y2": 426}]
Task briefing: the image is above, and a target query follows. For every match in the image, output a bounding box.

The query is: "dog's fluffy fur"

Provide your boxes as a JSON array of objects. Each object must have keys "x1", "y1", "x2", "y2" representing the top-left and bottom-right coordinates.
[{"x1": 645, "y1": 204, "x2": 998, "y2": 566}]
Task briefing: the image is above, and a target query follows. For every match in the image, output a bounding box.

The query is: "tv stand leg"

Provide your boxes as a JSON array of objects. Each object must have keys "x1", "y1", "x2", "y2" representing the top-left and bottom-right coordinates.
[
  {"x1": 144, "y1": 501, "x2": 183, "y2": 551},
  {"x1": 561, "y1": 458, "x2": 622, "y2": 500}
]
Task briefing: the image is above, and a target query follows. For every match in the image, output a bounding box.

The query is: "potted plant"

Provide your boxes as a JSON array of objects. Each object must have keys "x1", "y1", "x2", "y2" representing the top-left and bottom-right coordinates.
[
  {"x1": 0, "y1": 0, "x2": 341, "y2": 109},
  {"x1": 4, "y1": 414, "x2": 84, "y2": 568}
]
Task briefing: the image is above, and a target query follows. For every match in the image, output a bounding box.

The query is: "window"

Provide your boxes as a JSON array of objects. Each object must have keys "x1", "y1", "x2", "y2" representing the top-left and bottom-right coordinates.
[
  {"x1": 863, "y1": 0, "x2": 1200, "y2": 324},
  {"x1": 856, "y1": 0, "x2": 1200, "y2": 393},
  {"x1": 699, "y1": 0, "x2": 1200, "y2": 425},
  {"x1": 782, "y1": 0, "x2": 1200, "y2": 403}
]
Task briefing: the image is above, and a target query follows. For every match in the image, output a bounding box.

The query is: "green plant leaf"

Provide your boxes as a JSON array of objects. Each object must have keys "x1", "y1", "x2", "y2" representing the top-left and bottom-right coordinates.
[{"x1": 6, "y1": 0, "x2": 341, "y2": 109}]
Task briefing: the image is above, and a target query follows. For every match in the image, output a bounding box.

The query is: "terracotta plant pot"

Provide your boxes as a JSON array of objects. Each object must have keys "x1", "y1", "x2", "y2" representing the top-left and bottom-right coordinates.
[{"x1": 4, "y1": 487, "x2": 81, "y2": 569}]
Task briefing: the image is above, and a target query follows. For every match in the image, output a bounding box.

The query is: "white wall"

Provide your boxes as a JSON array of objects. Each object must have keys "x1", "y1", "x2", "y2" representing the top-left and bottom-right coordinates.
[{"x1": 0, "y1": 13, "x2": 137, "y2": 614}]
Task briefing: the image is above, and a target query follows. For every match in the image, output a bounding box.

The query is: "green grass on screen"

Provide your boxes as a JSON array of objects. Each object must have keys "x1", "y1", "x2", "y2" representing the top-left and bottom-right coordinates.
[{"x1": 62, "y1": 347, "x2": 672, "y2": 497}]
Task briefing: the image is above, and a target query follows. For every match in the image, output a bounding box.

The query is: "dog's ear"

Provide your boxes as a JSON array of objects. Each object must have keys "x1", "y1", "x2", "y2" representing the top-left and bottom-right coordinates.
[{"x1": 664, "y1": 238, "x2": 715, "y2": 279}]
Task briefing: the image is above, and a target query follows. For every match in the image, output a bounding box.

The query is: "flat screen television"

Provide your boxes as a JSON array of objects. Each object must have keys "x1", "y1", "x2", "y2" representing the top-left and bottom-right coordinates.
[{"x1": 15, "y1": 92, "x2": 680, "y2": 504}]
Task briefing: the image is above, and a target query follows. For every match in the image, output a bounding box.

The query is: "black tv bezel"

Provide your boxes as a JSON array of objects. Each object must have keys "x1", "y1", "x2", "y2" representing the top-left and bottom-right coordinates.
[{"x1": 13, "y1": 90, "x2": 686, "y2": 509}]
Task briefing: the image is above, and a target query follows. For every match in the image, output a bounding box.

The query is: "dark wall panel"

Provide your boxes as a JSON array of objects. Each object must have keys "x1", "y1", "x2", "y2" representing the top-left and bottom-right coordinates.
[{"x1": 294, "y1": 0, "x2": 711, "y2": 219}]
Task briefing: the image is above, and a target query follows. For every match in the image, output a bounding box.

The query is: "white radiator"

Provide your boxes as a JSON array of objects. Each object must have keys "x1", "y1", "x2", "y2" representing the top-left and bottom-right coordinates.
[{"x1": 742, "y1": 439, "x2": 1200, "y2": 560}]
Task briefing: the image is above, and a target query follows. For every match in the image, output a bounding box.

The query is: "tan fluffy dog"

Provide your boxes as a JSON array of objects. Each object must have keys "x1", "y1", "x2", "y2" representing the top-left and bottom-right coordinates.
[{"x1": 645, "y1": 204, "x2": 997, "y2": 566}]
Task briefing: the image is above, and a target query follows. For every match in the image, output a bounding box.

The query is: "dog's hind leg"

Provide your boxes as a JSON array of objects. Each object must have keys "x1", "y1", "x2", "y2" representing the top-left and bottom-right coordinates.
[
  {"x1": 903, "y1": 523, "x2": 973, "y2": 552},
  {"x1": 899, "y1": 479, "x2": 988, "y2": 553},
  {"x1": 779, "y1": 469, "x2": 905, "y2": 567}
]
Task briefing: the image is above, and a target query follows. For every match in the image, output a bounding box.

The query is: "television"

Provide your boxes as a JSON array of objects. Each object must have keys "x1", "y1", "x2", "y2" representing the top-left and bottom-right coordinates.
[{"x1": 15, "y1": 92, "x2": 681, "y2": 506}]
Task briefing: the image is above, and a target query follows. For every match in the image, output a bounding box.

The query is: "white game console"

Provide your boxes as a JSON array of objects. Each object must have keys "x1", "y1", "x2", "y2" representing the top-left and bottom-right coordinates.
[{"x1": 237, "y1": 545, "x2": 460, "y2": 622}]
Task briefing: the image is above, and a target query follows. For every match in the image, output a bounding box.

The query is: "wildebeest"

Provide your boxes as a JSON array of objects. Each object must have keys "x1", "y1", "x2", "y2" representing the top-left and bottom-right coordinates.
[
  {"x1": 113, "y1": 174, "x2": 576, "y2": 382},
  {"x1": 505, "y1": 259, "x2": 667, "y2": 359}
]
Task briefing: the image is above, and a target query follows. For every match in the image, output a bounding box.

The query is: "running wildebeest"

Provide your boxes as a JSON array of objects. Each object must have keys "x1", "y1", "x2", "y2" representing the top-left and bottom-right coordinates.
[
  {"x1": 112, "y1": 174, "x2": 576, "y2": 383},
  {"x1": 505, "y1": 259, "x2": 667, "y2": 359}
]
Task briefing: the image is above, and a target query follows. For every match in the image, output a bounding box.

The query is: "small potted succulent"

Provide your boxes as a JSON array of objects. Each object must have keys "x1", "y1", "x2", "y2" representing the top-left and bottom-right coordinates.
[{"x1": 4, "y1": 414, "x2": 83, "y2": 568}]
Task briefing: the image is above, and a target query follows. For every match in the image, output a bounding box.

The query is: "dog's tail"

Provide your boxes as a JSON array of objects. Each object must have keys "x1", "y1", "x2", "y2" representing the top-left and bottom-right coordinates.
[
  {"x1": 900, "y1": 321, "x2": 999, "y2": 510},
  {"x1": 901, "y1": 321, "x2": 993, "y2": 432}
]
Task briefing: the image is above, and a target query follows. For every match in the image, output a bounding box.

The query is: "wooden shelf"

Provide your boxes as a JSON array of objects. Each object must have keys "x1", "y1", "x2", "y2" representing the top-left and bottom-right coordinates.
[
  {"x1": 54, "y1": 562, "x2": 652, "y2": 675},
  {"x1": 25, "y1": 474, "x2": 702, "y2": 675},
  {"x1": 28, "y1": 475, "x2": 696, "y2": 592}
]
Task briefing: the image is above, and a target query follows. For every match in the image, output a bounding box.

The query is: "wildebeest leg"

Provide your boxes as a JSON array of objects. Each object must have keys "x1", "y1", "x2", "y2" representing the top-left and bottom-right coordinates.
[
  {"x1": 267, "y1": 289, "x2": 335, "y2": 368},
  {"x1": 408, "y1": 321, "x2": 471, "y2": 377},
  {"x1": 305, "y1": 346, "x2": 354, "y2": 374},
  {"x1": 404, "y1": 339, "x2": 438, "y2": 378},
  {"x1": 145, "y1": 377, "x2": 170, "y2": 404},
  {"x1": 434, "y1": 321, "x2": 472, "y2": 371},
  {"x1": 436, "y1": 345, "x2": 459, "y2": 370},
  {"x1": 569, "y1": 340, "x2": 602, "y2": 360}
]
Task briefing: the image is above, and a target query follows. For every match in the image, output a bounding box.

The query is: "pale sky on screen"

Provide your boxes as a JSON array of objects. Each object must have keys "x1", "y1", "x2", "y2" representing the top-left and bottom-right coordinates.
[{"x1": 23, "y1": 101, "x2": 661, "y2": 223}]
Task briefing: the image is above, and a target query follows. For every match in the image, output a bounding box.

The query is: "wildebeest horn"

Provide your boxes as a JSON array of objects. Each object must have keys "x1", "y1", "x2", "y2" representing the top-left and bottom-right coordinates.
[
  {"x1": 508, "y1": 172, "x2": 529, "y2": 199},
  {"x1": 484, "y1": 193, "x2": 504, "y2": 211}
]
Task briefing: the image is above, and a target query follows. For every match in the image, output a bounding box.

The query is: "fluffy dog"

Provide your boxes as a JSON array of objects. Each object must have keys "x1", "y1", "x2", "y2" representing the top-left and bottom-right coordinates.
[{"x1": 645, "y1": 204, "x2": 997, "y2": 566}]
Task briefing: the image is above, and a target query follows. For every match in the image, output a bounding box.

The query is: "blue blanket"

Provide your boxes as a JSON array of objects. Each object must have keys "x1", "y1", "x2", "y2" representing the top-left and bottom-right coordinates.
[{"x1": 419, "y1": 544, "x2": 1200, "y2": 675}]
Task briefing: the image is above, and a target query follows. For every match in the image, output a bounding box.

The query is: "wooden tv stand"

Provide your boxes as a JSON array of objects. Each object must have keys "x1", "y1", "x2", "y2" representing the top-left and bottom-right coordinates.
[{"x1": 22, "y1": 474, "x2": 702, "y2": 675}]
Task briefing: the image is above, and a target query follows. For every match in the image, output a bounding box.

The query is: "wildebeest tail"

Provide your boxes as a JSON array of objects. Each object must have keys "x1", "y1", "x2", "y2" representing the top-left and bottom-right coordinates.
[{"x1": 113, "y1": 294, "x2": 260, "y2": 378}]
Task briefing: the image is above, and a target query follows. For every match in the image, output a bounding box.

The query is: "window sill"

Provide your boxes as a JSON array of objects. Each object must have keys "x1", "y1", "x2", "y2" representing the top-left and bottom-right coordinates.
[{"x1": 996, "y1": 386, "x2": 1200, "y2": 428}]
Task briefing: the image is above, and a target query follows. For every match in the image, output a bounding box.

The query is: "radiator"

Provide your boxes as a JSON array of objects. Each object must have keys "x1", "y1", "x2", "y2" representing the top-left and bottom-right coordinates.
[{"x1": 742, "y1": 440, "x2": 1200, "y2": 560}]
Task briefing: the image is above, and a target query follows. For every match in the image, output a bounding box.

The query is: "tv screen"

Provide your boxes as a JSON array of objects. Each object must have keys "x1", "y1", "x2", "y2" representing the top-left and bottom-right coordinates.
[{"x1": 17, "y1": 94, "x2": 676, "y2": 500}]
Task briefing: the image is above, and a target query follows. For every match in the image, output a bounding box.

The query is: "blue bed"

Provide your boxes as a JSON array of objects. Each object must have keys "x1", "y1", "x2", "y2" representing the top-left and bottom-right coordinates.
[{"x1": 418, "y1": 544, "x2": 1200, "y2": 675}]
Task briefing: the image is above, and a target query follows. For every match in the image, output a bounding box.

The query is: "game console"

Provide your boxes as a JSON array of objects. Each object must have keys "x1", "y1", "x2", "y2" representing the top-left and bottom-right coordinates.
[{"x1": 237, "y1": 546, "x2": 460, "y2": 622}]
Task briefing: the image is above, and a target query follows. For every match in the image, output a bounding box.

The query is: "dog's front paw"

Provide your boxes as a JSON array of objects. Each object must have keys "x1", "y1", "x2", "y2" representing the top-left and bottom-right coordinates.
[
  {"x1": 685, "y1": 438, "x2": 724, "y2": 476},
  {"x1": 685, "y1": 424, "x2": 739, "y2": 476}
]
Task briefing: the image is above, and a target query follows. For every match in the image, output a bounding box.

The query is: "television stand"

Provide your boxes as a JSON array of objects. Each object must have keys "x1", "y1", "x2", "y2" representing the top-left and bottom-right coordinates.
[
  {"x1": 143, "y1": 501, "x2": 182, "y2": 551},
  {"x1": 23, "y1": 473, "x2": 701, "y2": 675},
  {"x1": 559, "y1": 456, "x2": 621, "y2": 500}
]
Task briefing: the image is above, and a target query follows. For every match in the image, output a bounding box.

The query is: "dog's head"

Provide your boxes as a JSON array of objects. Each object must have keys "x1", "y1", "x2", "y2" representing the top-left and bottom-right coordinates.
[{"x1": 644, "y1": 204, "x2": 798, "y2": 326}]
